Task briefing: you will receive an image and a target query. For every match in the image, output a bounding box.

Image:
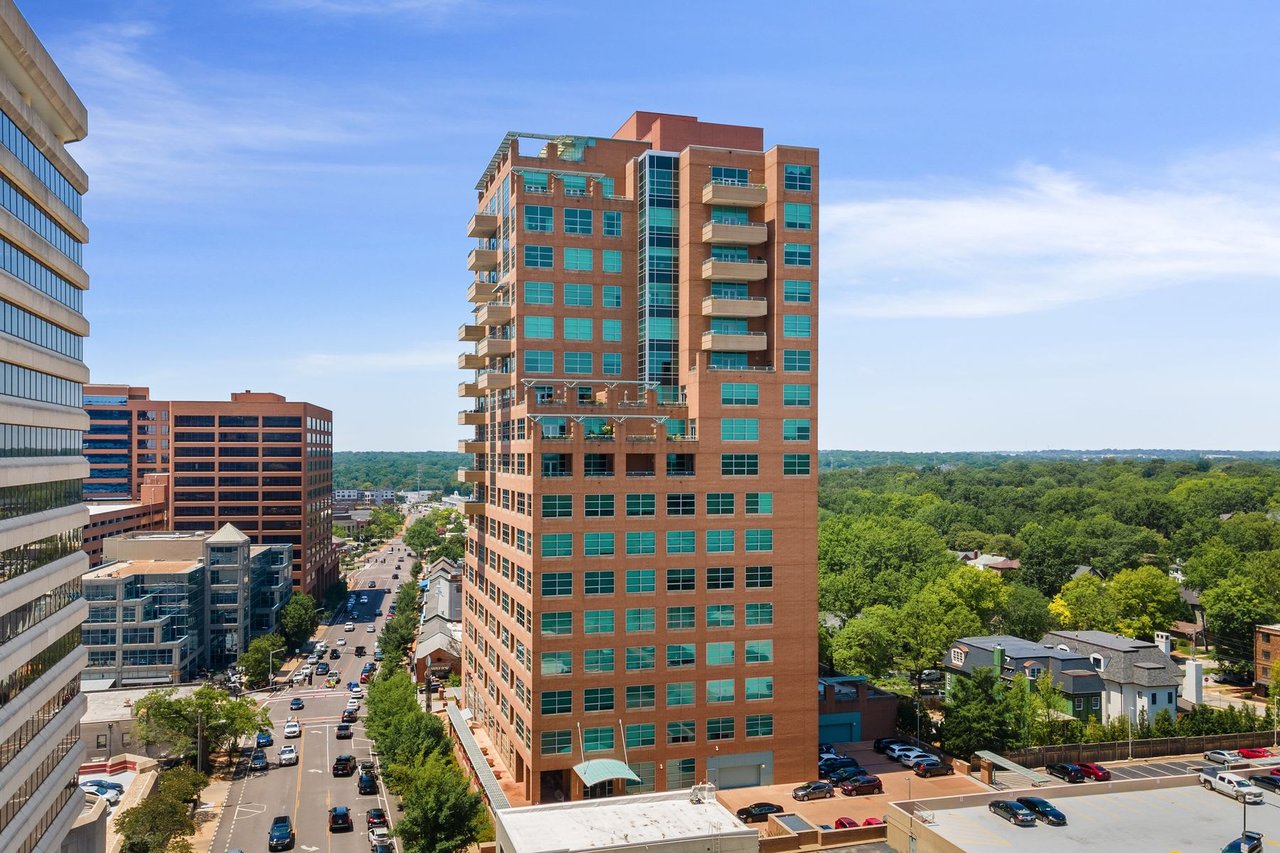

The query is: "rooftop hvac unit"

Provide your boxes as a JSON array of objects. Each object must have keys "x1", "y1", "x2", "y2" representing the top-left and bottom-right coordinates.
[{"x1": 690, "y1": 782, "x2": 717, "y2": 804}]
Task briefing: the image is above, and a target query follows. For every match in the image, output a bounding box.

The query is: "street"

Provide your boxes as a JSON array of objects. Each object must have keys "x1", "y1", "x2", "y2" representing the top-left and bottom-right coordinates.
[{"x1": 210, "y1": 536, "x2": 415, "y2": 853}]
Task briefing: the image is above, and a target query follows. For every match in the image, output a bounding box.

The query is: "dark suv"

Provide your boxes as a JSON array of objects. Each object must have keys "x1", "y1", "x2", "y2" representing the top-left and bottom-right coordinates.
[
  {"x1": 268, "y1": 815, "x2": 294, "y2": 850},
  {"x1": 358, "y1": 772, "x2": 378, "y2": 795},
  {"x1": 1047, "y1": 763, "x2": 1085, "y2": 783},
  {"x1": 328, "y1": 806, "x2": 354, "y2": 832},
  {"x1": 332, "y1": 754, "x2": 357, "y2": 776}
]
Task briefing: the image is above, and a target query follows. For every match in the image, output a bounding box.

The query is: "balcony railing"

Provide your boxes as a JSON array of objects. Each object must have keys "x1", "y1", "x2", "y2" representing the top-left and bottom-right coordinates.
[
  {"x1": 701, "y1": 330, "x2": 768, "y2": 351},
  {"x1": 702, "y1": 295, "x2": 768, "y2": 318},
  {"x1": 702, "y1": 257, "x2": 768, "y2": 282},
  {"x1": 467, "y1": 247, "x2": 497, "y2": 272},
  {"x1": 702, "y1": 180, "x2": 767, "y2": 207},
  {"x1": 702, "y1": 220, "x2": 768, "y2": 245},
  {"x1": 466, "y1": 213, "x2": 497, "y2": 239}
]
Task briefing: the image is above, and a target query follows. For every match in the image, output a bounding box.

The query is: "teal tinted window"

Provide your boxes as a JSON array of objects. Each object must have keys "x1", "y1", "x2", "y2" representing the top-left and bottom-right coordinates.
[
  {"x1": 746, "y1": 565, "x2": 773, "y2": 588},
  {"x1": 784, "y1": 164, "x2": 812, "y2": 191},
  {"x1": 666, "y1": 568, "x2": 695, "y2": 591},
  {"x1": 602, "y1": 285, "x2": 622, "y2": 307},
  {"x1": 584, "y1": 532, "x2": 615, "y2": 556},
  {"x1": 720, "y1": 383, "x2": 759, "y2": 405},
  {"x1": 746, "y1": 714, "x2": 774, "y2": 737},
  {"x1": 524, "y1": 171, "x2": 549, "y2": 192},
  {"x1": 745, "y1": 529, "x2": 773, "y2": 552},
  {"x1": 706, "y1": 529, "x2": 735, "y2": 553},
  {"x1": 563, "y1": 284, "x2": 593, "y2": 306},
  {"x1": 710, "y1": 318, "x2": 748, "y2": 335},
  {"x1": 626, "y1": 531, "x2": 656, "y2": 555},
  {"x1": 564, "y1": 248, "x2": 593, "y2": 271},
  {"x1": 783, "y1": 349, "x2": 811, "y2": 372},
  {"x1": 541, "y1": 572, "x2": 572, "y2": 596},
  {"x1": 584, "y1": 610, "x2": 614, "y2": 634},
  {"x1": 721, "y1": 418, "x2": 758, "y2": 441},
  {"x1": 710, "y1": 281, "x2": 748, "y2": 298},
  {"x1": 602, "y1": 353, "x2": 622, "y2": 375},
  {"x1": 707, "y1": 604, "x2": 735, "y2": 628},
  {"x1": 602, "y1": 249, "x2": 622, "y2": 273},
  {"x1": 626, "y1": 608, "x2": 655, "y2": 632},
  {"x1": 603, "y1": 210, "x2": 622, "y2": 236},
  {"x1": 626, "y1": 646, "x2": 656, "y2": 671},
  {"x1": 540, "y1": 611, "x2": 572, "y2": 635},
  {"x1": 563, "y1": 352, "x2": 593, "y2": 374},
  {"x1": 540, "y1": 534, "x2": 572, "y2": 557},
  {"x1": 706, "y1": 493, "x2": 735, "y2": 515},
  {"x1": 602, "y1": 319, "x2": 622, "y2": 342},
  {"x1": 667, "y1": 721, "x2": 695, "y2": 744},
  {"x1": 626, "y1": 494, "x2": 656, "y2": 517},
  {"x1": 584, "y1": 648, "x2": 614, "y2": 673},
  {"x1": 584, "y1": 687, "x2": 614, "y2": 712},
  {"x1": 783, "y1": 202, "x2": 812, "y2": 230},
  {"x1": 709, "y1": 352, "x2": 748, "y2": 369},
  {"x1": 721, "y1": 454, "x2": 759, "y2": 475},
  {"x1": 746, "y1": 639, "x2": 774, "y2": 662},
  {"x1": 711, "y1": 245, "x2": 749, "y2": 262},
  {"x1": 666, "y1": 530, "x2": 695, "y2": 554},
  {"x1": 540, "y1": 651, "x2": 571, "y2": 675},
  {"x1": 626, "y1": 684, "x2": 656, "y2": 709},
  {"x1": 711, "y1": 166, "x2": 749, "y2": 186},
  {"x1": 784, "y1": 453, "x2": 812, "y2": 475},
  {"x1": 626, "y1": 569, "x2": 656, "y2": 593},
  {"x1": 524, "y1": 281, "x2": 553, "y2": 303},
  {"x1": 783, "y1": 243, "x2": 812, "y2": 267},
  {"x1": 707, "y1": 567, "x2": 735, "y2": 589},
  {"x1": 666, "y1": 644, "x2": 696, "y2": 668},
  {"x1": 710, "y1": 206, "x2": 748, "y2": 224},
  {"x1": 783, "y1": 315, "x2": 812, "y2": 338},
  {"x1": 525, "y1": 245, "x2": 553, "y2": 268},
  {"x1": 783, "y1": 279, "x2": 811, "y2": 303},
  {"x1": 706, "y1": 678, "x2": 735, "y2": 704},
  {"x1": 524, "y1": 204, "x2": 553, "y2": 231},
  {"x1": 746, "y1": 676, "x2": 774, "y2": 701},
  {"x1": 625, "y1": 723, "x2": 656, "y2": 748},
  {"x1": 745, "y1": 493, "x2": 773, "y2": 515},
  {"x1": 564, "y1": 317, "x2": 593, "y2": 340},
  {"x1": 541, "y1": 730, "x2": 572, "y2": 754},
  {"x1": 666, "y1": 606, "x2": 695, "y2": 629},
  {"x1": 584, "y1": 494, "x2": 614, "y2": 517},
  {"x1": 564, "y1": 208, "x2": 592, "y2": 235},
  {"x1": 540, "y1": 690, "x2": 571, "y2": 714},
  {"x1": 706, "y1": 642, "x2": 735, "y2": 665},
  {"x1": 524, "y1": 315, "x2": 553, "y2": 339},
  {"x1": 583, "y1": 726, "x2": 613, "y2": 751},
  {"x1": 746, "y1": 602, "x2": 774, "y2": 626},
  {"x1": 524, "y1": 350, "x2": 553, "y2": 373},
  {"x1": 585, "y1": 571, "x2": 614, "y2": 595},
  {"x1": 707, "y1": 717, "x2": 734, "y2": 741},
  {"x1": 666, "y1": 682, "x2": 694, "y2": 707},
  {"x1": 783, "y1": 418, "x2": 811, "y2": 441},
  {"x1": 783, "y1": 384, "x2": 811, "y2": 406}
]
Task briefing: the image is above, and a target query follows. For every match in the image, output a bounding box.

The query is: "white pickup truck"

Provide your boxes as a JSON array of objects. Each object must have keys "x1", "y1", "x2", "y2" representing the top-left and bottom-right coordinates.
[{"x1": 1200, "y1": 767, "x2": 1264, "y2": 803}]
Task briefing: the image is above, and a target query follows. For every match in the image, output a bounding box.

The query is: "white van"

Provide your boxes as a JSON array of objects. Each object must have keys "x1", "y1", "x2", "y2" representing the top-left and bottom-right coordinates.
[{"x1": 344, "y1": 622, "x2": 355, "y2": 632}]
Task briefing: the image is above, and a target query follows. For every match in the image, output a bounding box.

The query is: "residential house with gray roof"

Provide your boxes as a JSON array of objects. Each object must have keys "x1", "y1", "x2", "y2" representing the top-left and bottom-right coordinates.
[
  {"x1": 1044, "y1": 630, "x2": 1183, "y2": 725},
  {"x1": 946, "y1": 635, "x2": 1106, "y2": 722}
]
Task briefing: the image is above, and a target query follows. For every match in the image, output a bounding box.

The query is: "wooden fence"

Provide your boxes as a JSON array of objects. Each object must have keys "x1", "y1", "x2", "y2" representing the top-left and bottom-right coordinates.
[{"x1": 1000, "y1": 730, "x2": 1275, "y2": 768}]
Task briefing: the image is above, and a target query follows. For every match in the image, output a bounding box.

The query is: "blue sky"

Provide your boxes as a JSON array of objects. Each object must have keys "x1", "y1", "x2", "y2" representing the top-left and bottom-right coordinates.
[{"x1": 27, "y1": 0, "x2": 1280, "y2": 451}]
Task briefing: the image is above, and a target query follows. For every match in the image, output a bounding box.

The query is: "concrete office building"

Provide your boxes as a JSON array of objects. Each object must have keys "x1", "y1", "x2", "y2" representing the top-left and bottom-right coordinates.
[
  {"x1": 458, "y1": 112, "x2": 819, "y2": 803},
  {"x1": 0, "y1": 3, "x2": 94, "y2": 850},
  {"x1": 82, "y1": 526, "x2": 292, "y2": 686},
  {"x1": 83, "y1": 385, "x2": 337, "y2": 596}
]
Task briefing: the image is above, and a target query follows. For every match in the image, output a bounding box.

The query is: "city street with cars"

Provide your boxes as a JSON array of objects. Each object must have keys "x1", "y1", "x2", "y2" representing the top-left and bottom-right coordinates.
[{"x1": 210, "y1": 536, "x2": 415, "y2": 853}]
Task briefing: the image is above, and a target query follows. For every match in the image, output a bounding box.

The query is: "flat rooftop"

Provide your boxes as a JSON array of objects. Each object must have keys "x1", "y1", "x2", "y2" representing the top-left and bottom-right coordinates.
[
  {"x1": 496, "y1": 789, "x2": 754, "y2": 852},
  {"x1": 81, "y1": 685, "x2": 198, "y2": 724},
  {"x1": 916, "y1": 778, "x2": 1270, "y2": 852},
  {"x1": 86, "y1": 502, "x2": 146, "y2": 515},
  {"x1": 116, "y1": 531, "x2": 209, "y2": 541},
  {"x1": 87, "y1": 559, "x2": 201, "y2": 579}
]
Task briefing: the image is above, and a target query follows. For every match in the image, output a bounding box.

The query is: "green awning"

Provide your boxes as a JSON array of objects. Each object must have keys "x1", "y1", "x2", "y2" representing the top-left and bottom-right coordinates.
[{"x1": 573, "y1": 758, "x2": 641, "y2": 787}]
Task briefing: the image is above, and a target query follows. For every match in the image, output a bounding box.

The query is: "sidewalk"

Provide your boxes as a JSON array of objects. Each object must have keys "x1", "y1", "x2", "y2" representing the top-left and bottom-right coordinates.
[{"x1": 190, "y1": 774, "x2": 233, "y2": 853}]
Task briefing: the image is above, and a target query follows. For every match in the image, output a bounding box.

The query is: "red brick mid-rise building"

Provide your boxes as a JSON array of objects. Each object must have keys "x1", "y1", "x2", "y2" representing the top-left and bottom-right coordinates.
[
  {"x1": 458, "y1": 112, "x2": 819, "y2": 803},
  {"x1": 83, "y1": 385, "x2": 337, "y2": 596}
]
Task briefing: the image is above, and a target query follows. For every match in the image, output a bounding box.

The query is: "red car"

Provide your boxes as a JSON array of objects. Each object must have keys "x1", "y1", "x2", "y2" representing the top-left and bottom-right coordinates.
[
  {"x1": 862, "y1": 817, "x2": 885, "y2": 827},
  {"x1": 1240, "y1": 748, "x2": 1273, "y2": 760},
  {"x1": 833, "y1": 817, "x2": 858, "y2": 829},
  {"x1": 1076, "y1": 762, "x2": 1111, "y2": 781}
]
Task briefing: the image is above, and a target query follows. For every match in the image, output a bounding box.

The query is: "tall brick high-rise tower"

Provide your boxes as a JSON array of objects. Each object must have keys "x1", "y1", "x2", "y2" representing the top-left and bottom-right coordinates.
[{"x1": 458, "y1": 112, "x2": 818, "y2": 803}]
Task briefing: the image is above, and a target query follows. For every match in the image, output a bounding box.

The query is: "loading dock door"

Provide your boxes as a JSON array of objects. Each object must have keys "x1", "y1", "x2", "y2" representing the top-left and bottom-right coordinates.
[
  {"x1": 819, "y1": 721, "x2": 856, "y2": 744},
  {"x1": 715, "y1": 764, "x2": 762, "y2": 789}
]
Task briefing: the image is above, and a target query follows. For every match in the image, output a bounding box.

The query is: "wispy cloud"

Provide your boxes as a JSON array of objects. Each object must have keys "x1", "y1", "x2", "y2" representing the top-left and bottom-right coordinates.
[
  {"x1": 61, "y1": 21, "x2": 391, "y2": 203},
  {"x1": 290, "y1": 346, "x2": 457, "y2": 374},
  {"x1": 822, "y1": 148, "x2": 1280, "y2": 319}
]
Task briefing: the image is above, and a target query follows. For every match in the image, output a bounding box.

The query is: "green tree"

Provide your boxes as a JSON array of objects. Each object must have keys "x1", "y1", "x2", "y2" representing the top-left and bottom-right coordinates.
[
  {"x1": 924, "y1": 564, "x2": 1010, "y2": 632},
  {"x1": 240, "y1": 633, "x2": 287, "y2": 688},
  {"x1": 818, "y1": 514, "x2": 957, "y2": 619},
  {"x1": 938, "y1": 668, "x2": 1018, "y2": 757},
  {"x1": 1202, "y1": 562, "x2": 1280, "y2": 674},
  {"x1": 1017, "y1": 519, "x2": 1084, "y2": 595},
  {"x1": 391, "y1": 753, "x2": 486, "y2": 853},
  {"x1": 897, "y1": 590, "x2": 981, "y2": 688},
  {"x1": 829, "y1": 605, "x2": 899, "y2": 677},
  {"x1": 278, "y1": 593, "x2": 321, "y2": 651},
  {"x1": 998, "y1": 584, "x2": 1052, "y2": 640},
  {"x1": 133, "y1": 686, "x2": 270, "y2": 771},
  {"x1": 366, "y1": 672, "x2": 448, "y2": 766},
  {"x1": 154, "y1": 767, "x2": 208, "y2": 804},
  {"x1": 1182, "y1": 538, "x2": 1243, "y2": 591},
  {"x1": 115, "y1": 793, "x2": 194, "y2": 853},
  {"x1": 1106, "y1": 565, "x2": 1185, "y2": 639},
  {"x1": 1048, "y1": 574, "x2": 1113, "y2": 631}
]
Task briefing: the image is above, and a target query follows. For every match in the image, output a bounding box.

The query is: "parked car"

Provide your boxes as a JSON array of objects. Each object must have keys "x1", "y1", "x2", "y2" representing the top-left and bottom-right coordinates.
[
  {"x1": 79, "y1": 785, "x2": 120, "y2": 804},
  {"x1": 839, "y1": 775, "x2": 884, "y2": 796},
  {"x1": 79, "y1": 779, "x2": 124, "y2": 793},
  {"x1": 328, "y1": 806, "x2": 354, "y2": 832},
  {"x1": 833, "y1": 817, "x2": 858, "y2": 829},
  {"x1": 366, "y1": 625, "x2": 376, "y2": 633},
  {"x1": 897, "y1": 748, "x2": 934, "y2": 767},
  {"x1": 336, "y1": 723, "x2": 354, "y2": 740},
  {"x1": 350, "y1": 685, "x2": 364, "y2": 698},
  {"x1": 988, "y1": 800, "x2": 1037, "y2": 827},
  {"x1": 1206, "y1": 750, "x2": 1243, "y2": 765},
  {"x1": 279, "y1": 746, "x2": 298, "y2": 766},
  {"x1": 289, "y1": 697, "x2": 305, "y2": 711},
  {"x1": 736, "y1": 802, "x2": 784, "y2": 823},
  {"x1": 374, "y1": 650, "x2": 385, "y2": 661},
  {"x1": 332, "y1": 755, "x2": 357, "y2": 776},
  {"x1": 873, "y1": 737, "x2": 904, "y2": 753},
  {"x1": 255, "y1": 731, "x2": 273, "y2": 748},
  {"x1": 861, "y1": 817, "x2": 884, "y2": 826},
  {"x1": 249, "y1": 749, "x2": 268, "y2": 772},
  {"x1": 358, "y1": 772, "x2": 379, "y2": 795},
  {"x1": 827, "y1": 767, "x2": 866, "y2": 786},
  {"x1": 369, "y1": 826, "x2": 392, "y2": 847},
  {"x1": 1223, "y1": 830, "x2": 1265, "y2": 853},
  {"x1": 885, "y1": 743, "x2": 919, "y2": 760},
  {"x1": 268, "y1": 815, "x2": 295, "y2": 851},
  {"x1": 818, "y1": 757, "x2": 861, "y2": 778},
  {"x1": 1015, "y1": 796, "x2": 1066, "y2": 826},
  {"x1": 915, "y1": 760, "x2": 955, "y2": 778},
  {"x1": 1249, "y1": 775, "x2": 1280, "y2": 793},
  {"x1": 1046, "y1": 763, "x2": 1085, "y2": 783},
  {"x1": 792, "y1": 781, "x2": 834, "y2": 801},
  {"x1": 1240, "y1": 748, "x2": 1273, "y2": 760},
  {"x1": 367, "y1": 808, "x2": 389, "y2": 828},
  {"x1": 1076, "y1": 761, "x2": 1110, "y2": 781}
]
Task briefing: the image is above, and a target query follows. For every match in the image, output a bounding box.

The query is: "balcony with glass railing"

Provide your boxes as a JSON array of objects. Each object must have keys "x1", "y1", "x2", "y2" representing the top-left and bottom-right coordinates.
[
  {"x1": 702, "y1": 257, "x2": 768, "y2": 282},
  {"x1": 476, "y1": 336, "x2": 513, "y2": 358},
  {"x1": 467, "y1": 279, "x2": 497, "y2": 303},
  {"x1": 702, "y1": 179, "x2": 767, "y2": 207},
  {"x1": 702, "y1": 220, "x2": 768, "y2": 245},
  {"x1": 476, "y1": 301, "x2": 513, "y2": 326},
  {"x1": 701, "y1": 294, "x2": 768, "y2": 318},
  {"x1": 701, "y1": 330, "x2": 768, "y2": 351},
  {"x1": 467, "y1": 247, "x2": 497, "y2": 272},
  {"x1": 458, "y1": 352, "x2": 485, "y2": 370}
]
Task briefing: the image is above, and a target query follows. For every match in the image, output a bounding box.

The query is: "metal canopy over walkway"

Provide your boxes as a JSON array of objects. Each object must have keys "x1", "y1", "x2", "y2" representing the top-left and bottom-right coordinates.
[{"x1": 974, "y1": 750, "x2": 1054, "y2": 786}]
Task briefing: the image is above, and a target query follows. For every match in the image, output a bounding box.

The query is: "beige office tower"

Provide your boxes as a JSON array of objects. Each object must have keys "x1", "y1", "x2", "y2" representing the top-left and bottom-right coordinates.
[{"x1": 458, "y1": 113, "x2": 819, "y2": 803}]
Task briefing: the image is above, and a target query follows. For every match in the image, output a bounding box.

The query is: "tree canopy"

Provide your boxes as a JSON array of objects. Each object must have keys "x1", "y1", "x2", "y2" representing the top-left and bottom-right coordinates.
[{"x1": 132, "y1": 686, "x2": 270, "y2": 769}]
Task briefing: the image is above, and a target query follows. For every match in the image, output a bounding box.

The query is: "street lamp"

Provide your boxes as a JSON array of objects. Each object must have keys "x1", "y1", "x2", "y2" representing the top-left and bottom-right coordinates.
[
  {"x1": 1127, "y1": 703, "x2": 1135, "y2": 761},
  {"x1": 266, "y1": 647, "x2": 287, "y2": 688},
  {"x1": 106, "y1": 722, "x2": 114, "y2": 757}
]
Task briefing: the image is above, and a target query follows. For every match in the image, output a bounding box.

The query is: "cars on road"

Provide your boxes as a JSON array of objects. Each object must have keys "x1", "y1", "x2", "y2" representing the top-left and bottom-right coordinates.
[
  {"x1": 839, "y1": 775, "x2": 883, "y2": 796},
  {"x1": 1046, "y1": 763, "x2": 1085, "y2": 783},
  {"x1": 336, "y1": 637, "x2": 346, "y2": 646},
  {"x1": 1015, "y1": 796, "x2": 1066, "y2": 826},
  {"x1": 255, "y1": 731, "x2": 273, "y2": 748},
  {"x1": 989, "y1": 799, "x2": 1037, "y2": 827},
  {"x1": 344, "y1": 622, "x2": 355, "y2": 632},
  {"x1": 1076, "y1": 761, "x2": 1110, "y2": 781},
  {"x1": 315, "y1": 662, "x2": 330, "y2": 675},
  {"x1": 342, "y1": 708, "x2": 358, "y2": 723},
  {"x1": 792, "y1": 781, "x2": 834, "y2": 801},
  {"x1": 367, "y1": 808, "x2": 389, "y2": 828},
  {"x1": 736, "y1": 802, "x2": 784, "y2": 823},
  {"x1": 350, "y1": 685, "x2": 364, "y2": 698},
  {"x1": 249, "y1": 749, "x2": 268, "y2": 772},
  {"x1": 336, "y1": 723, "x2": 354, "y2": 739},
  {"x1": 366, "y1": 625, "x2": 376, "y2": 632},
  {"x1": 283, "y1": 720, "x2": 301, "y2": 738},
  {"x1": 358, "y1": 772, "x2": 379, "y2": 794},
  {"x1": 914, "y1": 760, "x2": 955, "y2": 777},
  {"x1": 268, "y1": 815, "x2": 295, "y2": 851},
  {"x1": 289, "y1": 697, "x2": 304, "y2": 711},
  {"x1": 333, "y1": 755, "x2": 357, "y2": 776},
  {"x1": 328, "y1": 806, "x2": 354, "y2": 832},
  {"x1": 278, "y1": 745, "x2": 298, "y2": 766},
  {"x1": 1205, "y1": 750, "x2": 1243, "y2": 764}
]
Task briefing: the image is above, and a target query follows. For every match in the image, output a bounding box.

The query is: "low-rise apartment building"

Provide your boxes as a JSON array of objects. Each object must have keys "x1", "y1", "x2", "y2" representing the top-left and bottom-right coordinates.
[{"x1": 1256, "y1": 624, "x2": 1280, "y2": 696}]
